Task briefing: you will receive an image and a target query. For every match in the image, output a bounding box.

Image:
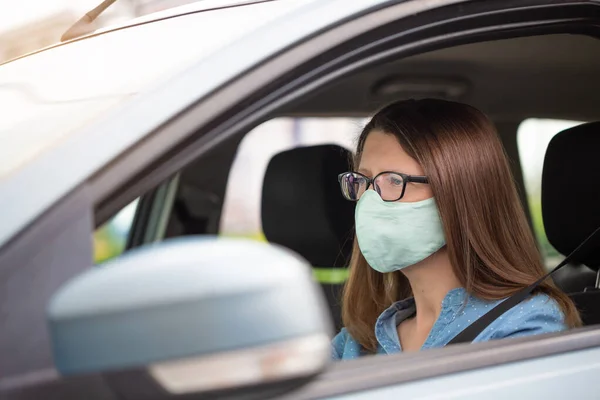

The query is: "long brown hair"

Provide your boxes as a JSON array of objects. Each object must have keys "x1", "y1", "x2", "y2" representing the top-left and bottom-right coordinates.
[{"x1": 342, "y1": 98, "x2": 581, "y2": 352}]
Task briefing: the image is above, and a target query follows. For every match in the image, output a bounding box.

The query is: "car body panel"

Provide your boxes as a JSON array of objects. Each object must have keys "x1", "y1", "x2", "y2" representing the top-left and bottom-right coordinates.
[
  {"x1": 329, "y1": 347, "x2": 600, "y2": 399},
  {"x1": 90, "y1": 0, "x2": 279, "y2": 35}
]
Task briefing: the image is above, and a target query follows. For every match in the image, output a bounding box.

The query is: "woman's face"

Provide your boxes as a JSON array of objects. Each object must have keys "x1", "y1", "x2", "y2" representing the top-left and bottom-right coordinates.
[{"x1": 358, "y1": 130, "x2": 434, "y2": 202}]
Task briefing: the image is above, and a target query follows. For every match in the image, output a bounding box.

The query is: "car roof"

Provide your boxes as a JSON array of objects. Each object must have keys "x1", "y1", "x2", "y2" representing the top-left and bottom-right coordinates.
[
  {"x1": 287, "y1": 33, "x2": 600, "y2": 122},
  {"x1": 0, "y1": 0, "x2": 312, "y2": 180},
  {"x1": 92, "y1": 0, "x2": 278, "y2": 35},
  {"x1": 0, "y1": 0, "x2": 396, "y2": 248}
]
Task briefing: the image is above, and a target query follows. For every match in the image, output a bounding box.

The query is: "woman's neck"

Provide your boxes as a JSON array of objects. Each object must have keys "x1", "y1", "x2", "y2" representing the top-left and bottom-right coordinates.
[{"x1": 402, "y1": 247, "x2": 461, "y2": 325}]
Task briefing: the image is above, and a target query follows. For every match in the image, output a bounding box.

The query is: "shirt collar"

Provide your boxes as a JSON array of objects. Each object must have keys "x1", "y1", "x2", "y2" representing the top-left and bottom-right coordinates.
[
  {"x1": 375, "y1": 287, "x2": 468, "y2": 353},
  {"x1": 441, "y1": 287, "x2": 468, "y2": 309},
  {"x1": 387, "y1": 287, "x2": 468, "y2": 314}
]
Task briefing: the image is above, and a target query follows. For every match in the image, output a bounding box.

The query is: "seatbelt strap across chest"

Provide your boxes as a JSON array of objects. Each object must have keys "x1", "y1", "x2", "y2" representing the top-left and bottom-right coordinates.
[{"x1": 447, "y1": 226, "x2": 600, "y2": 345}]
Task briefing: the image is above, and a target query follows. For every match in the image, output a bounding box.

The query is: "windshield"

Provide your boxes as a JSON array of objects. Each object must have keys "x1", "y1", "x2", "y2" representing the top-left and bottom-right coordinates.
[{"x1": 0, "y1": 0, "x2": 312, "y2": 180}]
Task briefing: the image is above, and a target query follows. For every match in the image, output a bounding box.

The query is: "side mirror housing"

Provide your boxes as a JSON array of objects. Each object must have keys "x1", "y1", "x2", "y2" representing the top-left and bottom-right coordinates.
[{"x1": 48, "y1": 237, "x2": 332, "y2": 397}]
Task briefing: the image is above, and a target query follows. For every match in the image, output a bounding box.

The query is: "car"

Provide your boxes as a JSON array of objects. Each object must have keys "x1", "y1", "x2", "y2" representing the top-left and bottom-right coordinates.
[{"x1": 1, "y1": 0, "x2": 600, "y2": 398}]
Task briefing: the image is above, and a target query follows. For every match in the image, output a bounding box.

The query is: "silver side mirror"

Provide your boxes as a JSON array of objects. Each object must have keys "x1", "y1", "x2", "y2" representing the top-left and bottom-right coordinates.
[{"x1": 48, "y1": 237, "x2": 332, "y2": 397}]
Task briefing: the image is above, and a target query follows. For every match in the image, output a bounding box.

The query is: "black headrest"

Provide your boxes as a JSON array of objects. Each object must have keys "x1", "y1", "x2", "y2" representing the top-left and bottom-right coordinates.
[
  {"x1": 542, "y1": 122, "x2": 600, "y2": 269},
  {"x1": 261, "y1": 144, "x2": 355, "y2": 268}
]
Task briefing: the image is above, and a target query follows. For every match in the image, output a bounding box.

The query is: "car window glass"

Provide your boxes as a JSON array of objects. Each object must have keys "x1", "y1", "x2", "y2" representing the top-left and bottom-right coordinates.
[
  {"x1": 517, "y1": 118, "x2": 583, "y2": 268},
  {"x1": 93, "y1": 199, "x2": 139, "y2": 264},
  {"x1": 220, "y1": 117, "x2": 364, "y2": 239}
]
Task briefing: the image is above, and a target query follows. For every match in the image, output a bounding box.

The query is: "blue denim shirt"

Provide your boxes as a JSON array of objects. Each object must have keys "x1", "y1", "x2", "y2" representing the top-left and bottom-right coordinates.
[{"x1": 332, "y1": 288, "x2": 566, "y2": 360}]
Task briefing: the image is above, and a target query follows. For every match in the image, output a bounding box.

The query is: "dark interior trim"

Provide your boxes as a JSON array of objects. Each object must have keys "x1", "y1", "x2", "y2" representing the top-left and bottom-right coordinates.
[{"x1": 126, "y1": 187, "x2": 160, "y2": 249}]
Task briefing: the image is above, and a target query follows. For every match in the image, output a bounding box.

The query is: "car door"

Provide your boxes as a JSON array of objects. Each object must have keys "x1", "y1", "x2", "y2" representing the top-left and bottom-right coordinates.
[
  {"x1": 3, "y1": 0, "x2": 600, "y2": 398},
  {"x1": 97, "y1": 1, "x2": 600, "y2": 398}
]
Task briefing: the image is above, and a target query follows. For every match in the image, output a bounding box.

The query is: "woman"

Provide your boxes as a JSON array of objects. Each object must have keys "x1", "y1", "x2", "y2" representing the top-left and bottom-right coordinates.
[{"x1": 332, "y1": 98, "x2": 580, "y2": 360}]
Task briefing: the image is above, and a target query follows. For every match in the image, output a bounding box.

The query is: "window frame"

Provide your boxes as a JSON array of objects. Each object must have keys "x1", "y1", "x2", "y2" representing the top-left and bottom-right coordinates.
[{"x1": 126, "y1": 174, "x2": 180, "y2": 249}]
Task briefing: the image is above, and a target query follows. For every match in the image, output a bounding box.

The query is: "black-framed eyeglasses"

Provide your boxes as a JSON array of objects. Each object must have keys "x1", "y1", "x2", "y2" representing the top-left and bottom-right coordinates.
[{"x1": 338, "y1": 171, "x2": 429, "y2": 202}]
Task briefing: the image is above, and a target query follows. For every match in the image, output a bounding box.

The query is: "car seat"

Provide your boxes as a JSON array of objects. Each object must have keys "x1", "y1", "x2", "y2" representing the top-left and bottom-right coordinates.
[
  {"x1": 542, "y1": 121, "x2": 600, "y2": 325},
  {"x1": 261, "y1": 144, "x2": 355, "y2": 331}
]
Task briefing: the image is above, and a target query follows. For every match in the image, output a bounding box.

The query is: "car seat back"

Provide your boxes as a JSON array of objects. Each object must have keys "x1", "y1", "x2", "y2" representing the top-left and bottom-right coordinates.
[
  {"x1": 542, "y1": 121, "x2": 600, "y2": 325},
  {"x1": 262, "y1": 144, "x2": 355, "y2": 330}
]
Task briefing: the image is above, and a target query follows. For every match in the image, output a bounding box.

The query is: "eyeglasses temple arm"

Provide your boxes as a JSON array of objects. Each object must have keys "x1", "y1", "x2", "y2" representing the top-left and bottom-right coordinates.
[{"x1": 408, "y1": 176, "x2": 429, "y2": 184}]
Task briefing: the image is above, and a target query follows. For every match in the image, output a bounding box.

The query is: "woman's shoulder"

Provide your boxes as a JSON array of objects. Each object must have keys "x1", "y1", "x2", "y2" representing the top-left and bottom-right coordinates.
[
  {"x1": 477, "y1": 293, "x2": 567, "y2": 341},
  {"x1": 514, "y1": 292, "x2": 565, "y2": 320},
  {"x1": 331, "y1": 328, "x2": 364, "y2": 360},
  {"x1": 332, "y1": 328, "x2": 350, "y2": 347},
  {"x1": 331, "y1": 328, "x2": 347, "y2": 360}
]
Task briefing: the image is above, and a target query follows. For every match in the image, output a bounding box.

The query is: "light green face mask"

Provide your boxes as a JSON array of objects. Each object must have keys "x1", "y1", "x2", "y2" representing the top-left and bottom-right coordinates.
[{"x1": 355, "y1": 190, "x2": 446, "y2": 273}]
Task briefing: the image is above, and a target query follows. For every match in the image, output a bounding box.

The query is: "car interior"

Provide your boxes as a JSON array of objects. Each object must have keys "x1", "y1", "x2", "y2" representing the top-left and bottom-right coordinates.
[{"x1": 105, "y1": 32, "x2": 600, "y2": 341}]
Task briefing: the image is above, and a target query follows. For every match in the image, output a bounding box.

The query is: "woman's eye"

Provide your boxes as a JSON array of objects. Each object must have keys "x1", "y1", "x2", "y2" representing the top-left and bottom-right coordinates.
[{"x1": 390, "y1": 177, "x2": 403, "y2": 186}]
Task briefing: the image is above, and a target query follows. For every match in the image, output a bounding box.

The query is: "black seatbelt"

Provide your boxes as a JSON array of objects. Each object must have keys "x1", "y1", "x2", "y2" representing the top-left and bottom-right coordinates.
[{"x1": 448, "y1": 226, "x2": 600, "y2": 345}]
